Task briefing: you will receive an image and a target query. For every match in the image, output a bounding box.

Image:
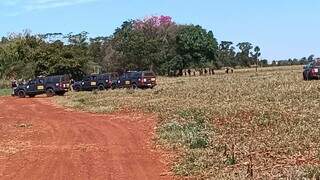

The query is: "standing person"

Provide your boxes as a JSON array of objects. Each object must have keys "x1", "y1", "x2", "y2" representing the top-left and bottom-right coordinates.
[
  {"x1": 187, "y1": 69, "x2": 191, "y2": 76},
  {"x1": 70, "y1": 78, "x2": 75, "y2": 91},
  {"x1": 11, "y1": 79, "x2": 17, "y2": 96}
]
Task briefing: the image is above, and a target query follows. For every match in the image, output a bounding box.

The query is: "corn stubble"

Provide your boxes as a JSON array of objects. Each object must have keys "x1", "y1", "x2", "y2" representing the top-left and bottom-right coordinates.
[{"x1": 56, "y1": 66, "x2": 320, "y2": 179}]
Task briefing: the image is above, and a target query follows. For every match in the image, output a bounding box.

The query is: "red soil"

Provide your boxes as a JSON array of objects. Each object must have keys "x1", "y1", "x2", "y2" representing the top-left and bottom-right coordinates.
[{"x1": 0, "y1": 96, "x2": 173, "y2": 180}]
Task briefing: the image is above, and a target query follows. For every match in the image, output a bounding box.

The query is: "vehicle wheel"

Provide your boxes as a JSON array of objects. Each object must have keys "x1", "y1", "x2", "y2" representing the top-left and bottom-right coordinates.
[
  {"x1": 111, "y1": 84, "x2": 117, "y2": 90},
  {"x1": 46, "y1": 88, "x2": 55, "y2": 97},
  {"x1": 18, "y1": 90, "x2": 26, "y2": 98},
  {"x1": 57, "y1": 92, "x2": 65, "y2": 96},
  {"x1": 98, "y1": 84, "x2": 105, "y2": 91},
  {"x1": 73, "y1": 86, "x2": 80, "y2": 92},
  {"x1": 132, "y1": 83, "x2": 138, "y2": 89}
]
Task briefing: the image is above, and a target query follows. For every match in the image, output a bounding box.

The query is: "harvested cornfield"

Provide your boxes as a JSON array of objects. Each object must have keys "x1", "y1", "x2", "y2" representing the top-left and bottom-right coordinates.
[{"x1": 57, "y1": 66, "x2": 320, "y2": 179}]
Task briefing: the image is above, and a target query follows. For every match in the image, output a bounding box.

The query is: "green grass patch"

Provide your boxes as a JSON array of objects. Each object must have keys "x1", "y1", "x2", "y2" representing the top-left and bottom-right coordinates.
[
  {"x1": 0, "y1": 89, "x2": 11, "y2": 96},
  {"x1": 158, "y1": 109, "x2": 211, "y2": 150}
]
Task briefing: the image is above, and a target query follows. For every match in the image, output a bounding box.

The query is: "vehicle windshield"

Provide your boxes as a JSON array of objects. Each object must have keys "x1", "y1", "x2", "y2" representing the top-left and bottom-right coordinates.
[{"x1": 305, "y1": 62, "x2": 313, "y2": 68}]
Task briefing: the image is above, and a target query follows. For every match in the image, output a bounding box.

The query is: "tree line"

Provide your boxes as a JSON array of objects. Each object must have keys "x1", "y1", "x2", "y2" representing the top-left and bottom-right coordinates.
[
  {"x1": 0, "y1": 15, "x2": 264, "y2": 80},
  {"x1": 270, "y1": 55, "x2": 315, "y2": 66}
]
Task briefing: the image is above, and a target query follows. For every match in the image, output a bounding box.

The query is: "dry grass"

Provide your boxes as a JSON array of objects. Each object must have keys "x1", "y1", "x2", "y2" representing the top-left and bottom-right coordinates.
[{"x1": 56, "y1": 65, "x2": 320, "y2": 179}]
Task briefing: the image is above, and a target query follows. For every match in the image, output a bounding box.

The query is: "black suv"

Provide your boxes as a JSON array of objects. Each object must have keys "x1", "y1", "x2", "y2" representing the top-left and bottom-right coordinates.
[
  {"x1": 118, "y1": 71, "x2": 157, "y2": 89},
  {"x1": 72, "y1": 74, "x2": 112, "y2": 91},
  {"x1": 303, "y1": 60, "x2": 320, "y2": 80},
  {"x1": 14, "y1": 75, "x2": 70, "y2": 98}
]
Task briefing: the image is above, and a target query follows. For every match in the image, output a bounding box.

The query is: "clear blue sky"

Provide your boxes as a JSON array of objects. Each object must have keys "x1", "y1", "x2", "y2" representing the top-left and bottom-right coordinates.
[{"x1": 0, "y1": 0, "x2": 319, "y2": 60}]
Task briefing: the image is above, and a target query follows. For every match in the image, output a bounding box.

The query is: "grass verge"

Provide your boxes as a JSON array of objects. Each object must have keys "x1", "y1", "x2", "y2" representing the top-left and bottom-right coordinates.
[{"x1": 0, "y1": 89, "x2": 11, "y2": 96}]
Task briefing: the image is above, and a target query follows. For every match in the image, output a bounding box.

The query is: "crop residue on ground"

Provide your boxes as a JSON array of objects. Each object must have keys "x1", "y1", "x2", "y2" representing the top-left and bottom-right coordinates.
[{"x1": 56, "y1": 66, "x2": 320, "y2": 179}]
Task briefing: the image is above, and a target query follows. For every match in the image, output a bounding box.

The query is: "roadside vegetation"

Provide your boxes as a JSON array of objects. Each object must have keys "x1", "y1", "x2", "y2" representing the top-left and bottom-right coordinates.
[
  {"x1": 0, "y1": 89, "x2": 10, "y2": 96},
  {"x1": 0, "y1": 80, "x2": 10, "y2": 96},
  {"x1": 56, "y1": 65, "x2": 320, "y2": 179}
]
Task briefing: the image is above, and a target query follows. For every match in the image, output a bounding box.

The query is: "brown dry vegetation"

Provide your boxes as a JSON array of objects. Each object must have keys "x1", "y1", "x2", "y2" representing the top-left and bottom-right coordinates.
[{"x1": 56, "y1": 66, "x2": 320, "y2": 179}]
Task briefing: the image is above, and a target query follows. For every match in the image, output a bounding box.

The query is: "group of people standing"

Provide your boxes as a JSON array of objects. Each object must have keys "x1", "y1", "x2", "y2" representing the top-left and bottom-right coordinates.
[
  {"x1": 10, "y1": 79, "x2": 29, "y2": 96},
  {"x1": 183, "y1": 67, "x2": 234, "y2": 76}
]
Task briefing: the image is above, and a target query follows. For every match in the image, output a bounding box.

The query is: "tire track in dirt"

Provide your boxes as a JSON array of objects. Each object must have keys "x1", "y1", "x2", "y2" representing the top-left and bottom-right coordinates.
[{"x1": 0, "y1": 97, "x2": 172, "y2": 180}]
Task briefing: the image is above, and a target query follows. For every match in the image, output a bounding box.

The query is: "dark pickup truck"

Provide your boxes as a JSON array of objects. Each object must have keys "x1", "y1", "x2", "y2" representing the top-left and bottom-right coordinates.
[
  {"x1": 118, "y1": 71, "x2": 157, "y2": 89},
  {"x1": 303, "y1": 60, "x2": 320, "y2": 80},
  {"x1": 14, "y1": 75, "x2": 70, "y2": 98},
  {"x1": 72, "y1": 74, "x2": 113, "y2": 91}
]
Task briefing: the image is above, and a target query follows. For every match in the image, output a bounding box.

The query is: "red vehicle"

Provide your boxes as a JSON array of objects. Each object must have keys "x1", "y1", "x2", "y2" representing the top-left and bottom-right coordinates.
[{"x1": 303, "y1": 59, "x2": 320, "y2": 80}]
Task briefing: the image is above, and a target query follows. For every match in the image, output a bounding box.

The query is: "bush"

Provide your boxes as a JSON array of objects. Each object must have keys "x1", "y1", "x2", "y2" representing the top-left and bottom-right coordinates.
[{"x1": 0, "y1": 80, "x2": 10, "y2": 89}]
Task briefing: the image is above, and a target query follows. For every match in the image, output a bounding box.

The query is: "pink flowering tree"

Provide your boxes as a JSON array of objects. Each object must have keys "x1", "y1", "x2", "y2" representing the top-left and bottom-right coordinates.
[{"x1": 133, "y1": 15, "x2": 174, "y2": 30}]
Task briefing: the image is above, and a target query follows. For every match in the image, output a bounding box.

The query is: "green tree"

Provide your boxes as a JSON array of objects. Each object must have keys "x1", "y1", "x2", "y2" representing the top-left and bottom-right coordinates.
[
  {"x1": 0, "y1": 31, "x2": 89, "y2": 80},
  {"x1": 236, "y1": 42, "x2": 253, "y2": 67},
  {"x1": 175, "y1": 25, "x2": 218, "y2": 75},
  {"x1": 307, "y1": 55, "x2": 314, "y2": 62},
  {"x1": 260, "y1": 59, "x2": 268, "y2": 67},
  {"x1": 250, "y1": 46, "x2": 261, "y2": 71},
  {"x1": 103, "y1": 17, "x2": 182, "y2": 75},
  {"x1": 217, "y1": 41, "x2": 236, "y2": 68}
]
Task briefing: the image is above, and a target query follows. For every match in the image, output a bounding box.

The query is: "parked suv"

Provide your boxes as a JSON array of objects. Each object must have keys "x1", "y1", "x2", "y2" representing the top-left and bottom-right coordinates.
[
  {"x1": 14, "y1": 75, "x2": 70, "y2": 98},
  {"x1": 73, "y1": 74, "x2": 112, "y2": 91},
  {"x1": 303, "y1": 60, "x2": 320, "y2": 80},
  {"x1": 118, "y1": 71, "x2": 157, "y2": 89},
  {"x1": 45, "y1": 75, "x2": 70, "y2": 96}
]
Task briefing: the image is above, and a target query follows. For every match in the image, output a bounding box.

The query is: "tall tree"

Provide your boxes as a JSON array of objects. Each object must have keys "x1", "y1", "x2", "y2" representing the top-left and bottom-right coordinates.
[
  {"x1": 308, "y1": 54, "x2": 315, "y2": 62},
  {"x1": 217, "y1": 41, "x2": 236, "y2": 68},
  {"x1": 175, "y1": 25, "x2": 218, "y2": 75},
  {"x1": 104, "y1": 16, "x2": 182, "y2": 75},
  {"x1": 250, "y1": 46, "x2": 261, "y2": 72},
  {"x1": 236, "y1": 42, "x2": 253, "y2": 67}
]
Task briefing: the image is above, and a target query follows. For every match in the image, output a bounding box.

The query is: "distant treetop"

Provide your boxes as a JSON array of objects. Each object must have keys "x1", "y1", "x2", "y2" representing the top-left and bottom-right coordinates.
[{"x1": 133, "y1": 15, "x2": 174, "y2": 29}]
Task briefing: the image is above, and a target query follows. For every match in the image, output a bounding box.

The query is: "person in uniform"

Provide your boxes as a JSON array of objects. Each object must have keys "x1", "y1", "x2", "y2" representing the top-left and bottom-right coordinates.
[{"x1": 11, "y1": 79, "x2": 17, "y2": 96}]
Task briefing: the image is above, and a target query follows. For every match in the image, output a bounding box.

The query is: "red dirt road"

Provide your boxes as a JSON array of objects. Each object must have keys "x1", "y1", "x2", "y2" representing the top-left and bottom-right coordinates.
[{"x1": 0, "y1": 97, "x2": 172, "y2": 180}]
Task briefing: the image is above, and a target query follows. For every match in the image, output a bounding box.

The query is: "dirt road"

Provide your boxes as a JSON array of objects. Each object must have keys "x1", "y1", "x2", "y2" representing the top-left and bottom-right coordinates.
[{"x1": 0, "y1": 97, "x2": 172, "y2": 180}]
